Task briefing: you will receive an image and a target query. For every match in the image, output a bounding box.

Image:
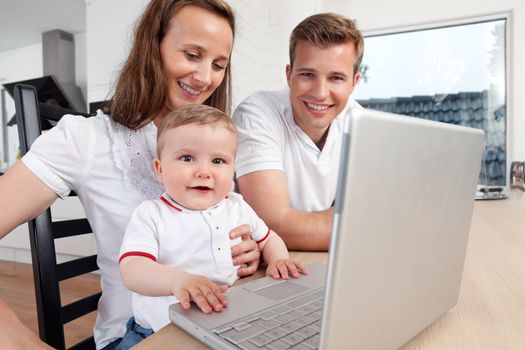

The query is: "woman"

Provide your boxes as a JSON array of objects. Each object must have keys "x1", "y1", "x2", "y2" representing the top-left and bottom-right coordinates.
[{"x1": 0, "y1": 1, "x2": 260, "y2": 349}]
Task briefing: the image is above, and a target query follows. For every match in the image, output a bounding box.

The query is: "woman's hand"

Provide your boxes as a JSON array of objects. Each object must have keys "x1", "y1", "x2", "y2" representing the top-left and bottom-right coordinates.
[{"x1": 230, "y1": 224, "x2": 260, "y2": 276}]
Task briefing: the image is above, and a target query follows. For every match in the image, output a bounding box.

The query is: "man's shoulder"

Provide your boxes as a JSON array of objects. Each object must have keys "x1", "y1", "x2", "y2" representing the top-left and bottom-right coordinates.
[
  {"x1": 348, "y1": 99, "x2": 362, "y2": 109},
  {"x1": 240, "y1": 88, "x2": 288, "y2": 106},
  {"x1": 333, "y1": 99, "x2": 362, "y2": 125},
  {"x1": 234, "y1": 88, "x2": 290, "y2": 118},
  {"x1": 233, "y1": 89, "x2": 292, "y2": 134}
]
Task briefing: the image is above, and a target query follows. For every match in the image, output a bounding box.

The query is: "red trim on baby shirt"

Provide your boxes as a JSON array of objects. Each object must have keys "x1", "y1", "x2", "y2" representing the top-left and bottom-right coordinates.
[
  {"x1": 160, "y1": 196, "x2": 182, "y2": 211},
  {"x1": 256, "y1": 229, "x2": 270, "y2": 244},
  {"x1": 119, "y1": 251, "x2": 157, "y2": 263}
]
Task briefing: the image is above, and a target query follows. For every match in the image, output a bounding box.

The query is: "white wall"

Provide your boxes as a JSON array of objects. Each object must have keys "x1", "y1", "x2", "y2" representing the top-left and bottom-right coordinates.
[
  {"x1": 75, "y1": 32, "x2": 88, "y2": 103},
  {"x1": 85, "y1": 0, "x2": 321, "y2": 108},
  {"x1": 0, "y1": 43, "x2": 43, "y2": 83},
  {"x1": 228, "y1": 0, "x2": 322, "y2": 107},
  {"x1": 85, "y1": 0, "x2": 147, "y2": 102},
  {"x1": 262, "y1": 0, "x2": 323, "y2": 92},
  {"x1": 228, "y1": 0, "x2": 270, "y2": 107},
  {"x1": 324, "y1": 0, "x2": 525, "y2": 163}
]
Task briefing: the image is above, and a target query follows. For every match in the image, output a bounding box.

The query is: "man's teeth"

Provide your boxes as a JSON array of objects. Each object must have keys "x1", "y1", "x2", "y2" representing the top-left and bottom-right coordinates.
[
  {"x1": 306, "y1": 102, "x2": 329, "y2": 111},
  {"x1": 179, "y1": 82, "x2": 200, "y2": 96}
]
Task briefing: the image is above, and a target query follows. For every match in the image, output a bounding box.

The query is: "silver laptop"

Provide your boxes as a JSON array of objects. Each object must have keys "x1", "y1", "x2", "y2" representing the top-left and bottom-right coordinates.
[{"x1": 169, "y1": 107, "x2": 484, "y2": 350}]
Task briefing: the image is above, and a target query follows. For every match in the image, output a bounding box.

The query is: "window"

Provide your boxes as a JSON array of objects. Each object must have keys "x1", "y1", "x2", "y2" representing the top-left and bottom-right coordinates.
[{"x1": 355, "y1": 17, "x2": 507, "y2": 186}]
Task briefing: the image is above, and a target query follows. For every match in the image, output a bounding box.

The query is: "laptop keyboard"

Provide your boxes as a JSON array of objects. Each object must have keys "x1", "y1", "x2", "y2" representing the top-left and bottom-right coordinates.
[{"x1": 213, "y1": 289, "x2": 324, "y2": 350}]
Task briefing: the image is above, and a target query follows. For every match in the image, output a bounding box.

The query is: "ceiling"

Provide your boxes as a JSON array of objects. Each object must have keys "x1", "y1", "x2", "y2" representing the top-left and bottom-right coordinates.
[{"x1": 0, "y1": 0, "x2": 86, "y2": 52}]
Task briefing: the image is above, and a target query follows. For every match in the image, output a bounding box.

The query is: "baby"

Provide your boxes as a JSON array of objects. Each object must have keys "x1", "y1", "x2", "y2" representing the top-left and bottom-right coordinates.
[{"x1": 118, "y1": 104, "x2": 306, "y2": 347}]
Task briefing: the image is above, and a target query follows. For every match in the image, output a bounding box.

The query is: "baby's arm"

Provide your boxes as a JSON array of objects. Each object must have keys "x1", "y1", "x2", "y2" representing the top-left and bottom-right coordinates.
[
  {"x1": 119, "y1": 256, "x2": 227, "y2": 314},
  {"x1": 258, "y1": 231, "x2": 308, "y2": 279}
]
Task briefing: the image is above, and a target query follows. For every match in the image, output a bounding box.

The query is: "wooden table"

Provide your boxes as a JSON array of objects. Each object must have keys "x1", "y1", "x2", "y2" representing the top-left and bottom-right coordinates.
[{"x1": 135, "y1": 191, "x2": 525, "y2": 349}]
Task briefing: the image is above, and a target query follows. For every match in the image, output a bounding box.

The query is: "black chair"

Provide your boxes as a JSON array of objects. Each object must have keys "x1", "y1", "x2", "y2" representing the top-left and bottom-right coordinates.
[{"x1": 14, "y1": 84, "x2": 101, "y2": 350}]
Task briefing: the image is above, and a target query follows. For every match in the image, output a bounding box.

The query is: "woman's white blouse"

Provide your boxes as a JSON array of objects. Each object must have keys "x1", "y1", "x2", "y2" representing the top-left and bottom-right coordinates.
[{"x1": 22, "y1": 110, "x2": 161, "y2": 349}]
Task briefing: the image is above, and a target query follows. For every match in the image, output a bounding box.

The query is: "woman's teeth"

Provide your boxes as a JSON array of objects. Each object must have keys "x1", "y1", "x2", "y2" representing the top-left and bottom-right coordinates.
[{"x1": 179, "y1": 82, "x2": 200, "y2": 96}]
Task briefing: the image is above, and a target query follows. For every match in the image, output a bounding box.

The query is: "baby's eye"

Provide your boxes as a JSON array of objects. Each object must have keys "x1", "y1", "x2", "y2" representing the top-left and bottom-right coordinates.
[
  {"x1": 180, "y1": 155, "x2": 193, "y2": 162},
  {"x1": 212, "y1": 158, "x2": 225, "y2": 165}
]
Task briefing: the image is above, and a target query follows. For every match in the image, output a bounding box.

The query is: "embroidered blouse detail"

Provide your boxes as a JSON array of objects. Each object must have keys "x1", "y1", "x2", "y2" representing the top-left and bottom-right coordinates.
[{"x1": 103, "y1": 112, "x2": 164, "y2": 200}]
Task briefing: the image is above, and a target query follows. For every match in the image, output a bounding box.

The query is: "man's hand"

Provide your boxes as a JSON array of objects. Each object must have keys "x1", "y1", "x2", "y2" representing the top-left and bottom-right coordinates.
[
  {"x1": 266, "y1": 259, "x2": 308, "y2": 280},
  {"x1": 230, "y1": 224, "x2": 260, "y2": 276},
  {"x1": 170, "y1": 272, "x2": 228, "y2": 314}
]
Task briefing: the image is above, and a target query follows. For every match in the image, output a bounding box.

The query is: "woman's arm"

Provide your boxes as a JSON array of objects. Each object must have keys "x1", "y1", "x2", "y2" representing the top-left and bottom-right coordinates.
[
  {"x1": 0, "y1": 161, "x2": 58, "y2": 349},
  {"x1": 0, "y1": 161, "x2": 58, "y2": 238},
  {"x1": 0, "y1": 299, "x2": 52, "y2": 350}
]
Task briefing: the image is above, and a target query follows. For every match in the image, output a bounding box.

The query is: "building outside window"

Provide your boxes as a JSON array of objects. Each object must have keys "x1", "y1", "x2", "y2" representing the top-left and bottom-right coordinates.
[{"x1": 354, "y1": 16, "x2": 507, "y2": 186}]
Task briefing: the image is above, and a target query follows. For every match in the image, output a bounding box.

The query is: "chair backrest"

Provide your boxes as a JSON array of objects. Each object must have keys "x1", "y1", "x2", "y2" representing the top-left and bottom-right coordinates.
[{"x1": 14, "y1": 84, "x2": 101, "y2": 350}]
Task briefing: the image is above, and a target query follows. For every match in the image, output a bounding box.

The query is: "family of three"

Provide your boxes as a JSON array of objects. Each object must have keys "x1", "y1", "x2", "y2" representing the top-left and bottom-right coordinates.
[{"x1": 0, "y1": 0, "x2": 364, "y2": 349}]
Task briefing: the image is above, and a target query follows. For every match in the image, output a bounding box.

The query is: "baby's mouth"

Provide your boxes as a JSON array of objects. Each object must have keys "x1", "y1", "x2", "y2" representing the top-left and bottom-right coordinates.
[{"x1": 190, "y1": 186, "x2": 212, "y2": 191}]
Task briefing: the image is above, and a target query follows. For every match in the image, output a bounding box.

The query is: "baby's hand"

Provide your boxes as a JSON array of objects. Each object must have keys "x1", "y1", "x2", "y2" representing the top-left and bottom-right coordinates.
[
  {"x1": 171, "y1": 272, "x2": 228, "y2": 314},
  {"x1": 266, "y1": 259, "x2": 308, "y2": 280}
]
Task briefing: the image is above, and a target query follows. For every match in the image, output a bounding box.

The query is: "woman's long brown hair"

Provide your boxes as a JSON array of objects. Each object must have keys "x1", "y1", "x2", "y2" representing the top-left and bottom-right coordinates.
[{"x1": 105, "y1": 0, "x2": 235, "y2": 130}]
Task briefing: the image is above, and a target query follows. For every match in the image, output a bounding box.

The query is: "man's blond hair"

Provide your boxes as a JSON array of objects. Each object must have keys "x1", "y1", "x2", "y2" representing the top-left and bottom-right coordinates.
[{"x1": 289, "y1": 12, "x2": 364, "y2": 74}]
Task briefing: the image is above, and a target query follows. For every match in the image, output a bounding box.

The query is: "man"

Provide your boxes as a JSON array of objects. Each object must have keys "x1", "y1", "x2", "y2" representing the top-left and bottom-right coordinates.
[{"x1": 233, "y1": 13, "x2": 364, "y2": 251}]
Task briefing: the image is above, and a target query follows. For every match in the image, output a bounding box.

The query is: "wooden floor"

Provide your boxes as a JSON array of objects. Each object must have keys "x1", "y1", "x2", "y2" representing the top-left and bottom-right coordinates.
[{"x1": 0, "y1": 259, "x2": 101, "y2": 348}]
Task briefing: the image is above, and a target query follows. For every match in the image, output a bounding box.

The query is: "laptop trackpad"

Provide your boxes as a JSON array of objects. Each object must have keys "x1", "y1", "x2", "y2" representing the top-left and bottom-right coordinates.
[{"x1": 252, "y1": 281, "x2": 308, "y2": 301}]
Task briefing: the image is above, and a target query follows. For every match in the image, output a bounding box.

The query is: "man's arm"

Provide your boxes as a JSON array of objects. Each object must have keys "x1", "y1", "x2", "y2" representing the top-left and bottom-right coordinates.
[{"x1": 237, "y1": 170, "x2": 333, "y2": 251}]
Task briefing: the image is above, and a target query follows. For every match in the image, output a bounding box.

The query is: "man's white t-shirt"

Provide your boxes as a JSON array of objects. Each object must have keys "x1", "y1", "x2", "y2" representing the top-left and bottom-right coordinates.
[
  {"x1": 119, "y1": 192, "x2": 269, "y2": 331},
  {"x1": 22, "y1": 111, "x2": 162, "y2": 349},
  {"x1": 233, "y1": 87, "x2": 359, "y2": 212}
]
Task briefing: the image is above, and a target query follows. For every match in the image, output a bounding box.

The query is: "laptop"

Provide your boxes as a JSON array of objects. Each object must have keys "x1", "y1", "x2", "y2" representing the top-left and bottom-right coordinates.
[{"x1": 169, "y1": 107, "x2": 484, "y2": 350}]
